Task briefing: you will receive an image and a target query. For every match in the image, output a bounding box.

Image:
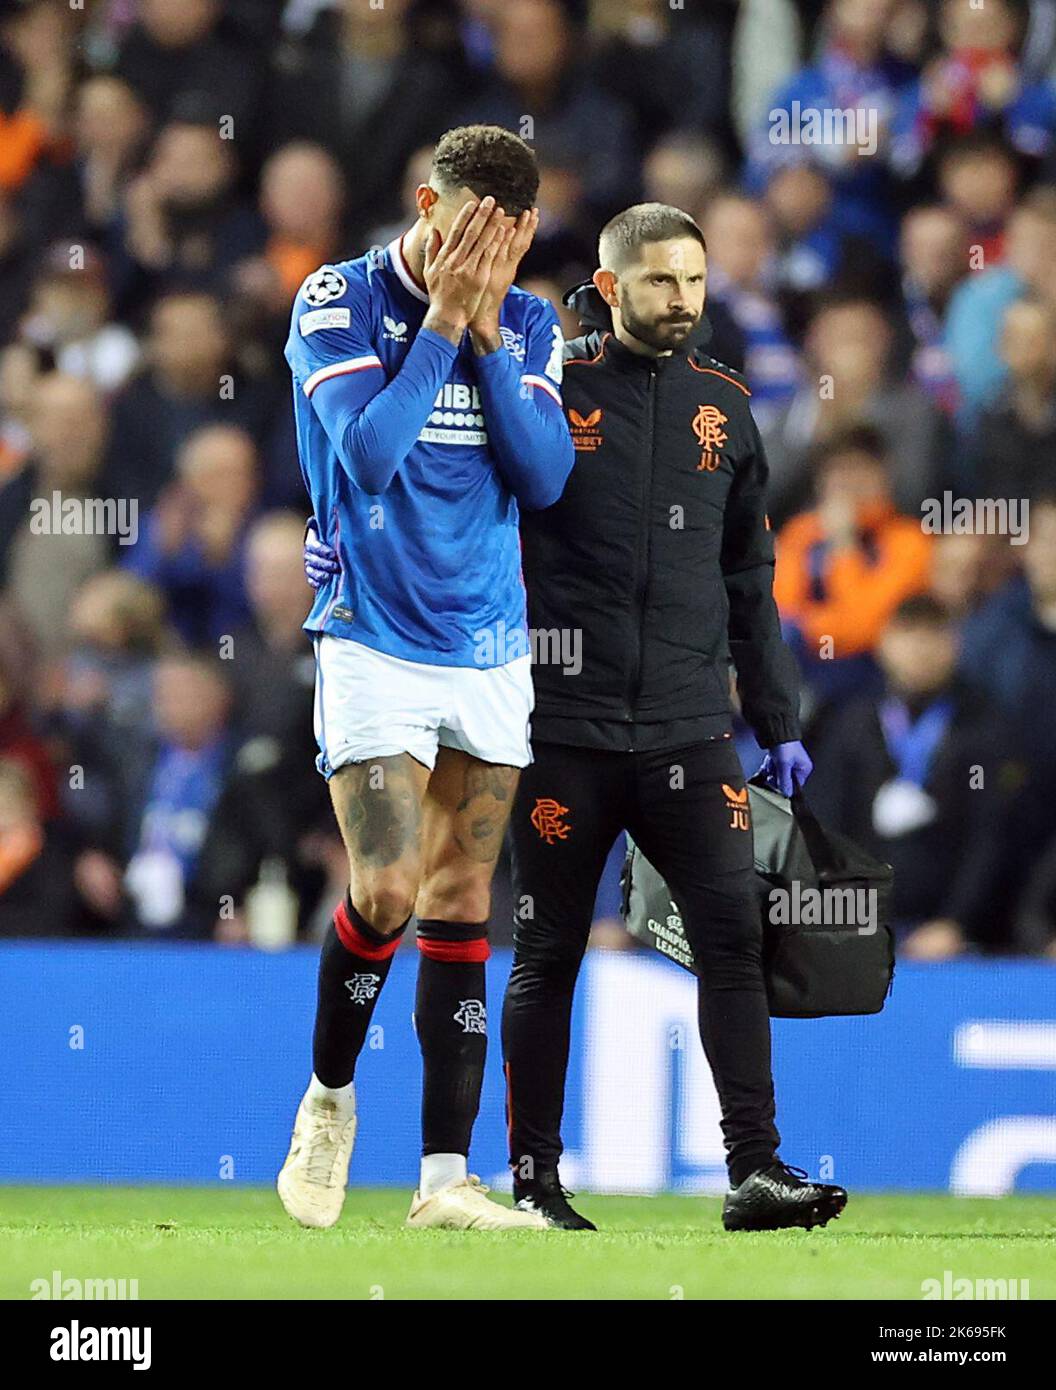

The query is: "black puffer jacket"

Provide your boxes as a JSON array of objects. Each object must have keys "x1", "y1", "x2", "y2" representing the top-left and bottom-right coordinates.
[{"x1": 520, "y1": 285, "x2": 801, "y2": 753}]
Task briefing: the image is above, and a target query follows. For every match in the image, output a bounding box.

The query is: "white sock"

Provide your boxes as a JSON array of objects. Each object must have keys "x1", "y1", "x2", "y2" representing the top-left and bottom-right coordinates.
[
  {"x1": 307, "y1": 1074, "x2": 356, "y2": 1118},
  {"x1": 419, "y1": 1153, "x2": 467, "y2": 1197}
]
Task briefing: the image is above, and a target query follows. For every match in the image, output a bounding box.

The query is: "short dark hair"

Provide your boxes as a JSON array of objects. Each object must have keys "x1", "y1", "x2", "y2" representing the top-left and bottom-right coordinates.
[
  {"x1": 430, "y1": 125, "x2": 539, "y2": 216},
  {"x1": 811, "y1": 424, "x2": 889, "y2": 472},
  {"x1": 889, "y1": 594, "x2": 953, "y2": 629},
  {"x1": 598, "y1": 203, "x2": 707, "y2": 273}
]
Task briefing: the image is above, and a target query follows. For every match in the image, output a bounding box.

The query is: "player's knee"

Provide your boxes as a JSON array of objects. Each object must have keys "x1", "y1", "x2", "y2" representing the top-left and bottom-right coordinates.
[
  {"x1": 354, "y1": 876, "x2": 418, "y2": 935},
  {"x1": 416, "y1": 872, "x2": 490, "y2": 925}
]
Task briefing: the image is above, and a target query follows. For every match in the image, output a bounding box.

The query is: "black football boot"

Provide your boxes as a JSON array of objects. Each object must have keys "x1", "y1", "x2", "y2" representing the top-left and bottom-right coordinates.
[
  {"x1": 722, "y1": 1161, "x2": 848, "y2": 1232},
  {"x1": 513, "y1": 1168, "x2": 597, "y2": 1231}
]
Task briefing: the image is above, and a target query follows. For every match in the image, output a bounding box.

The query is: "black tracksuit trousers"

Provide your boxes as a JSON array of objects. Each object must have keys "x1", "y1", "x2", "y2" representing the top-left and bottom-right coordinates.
[{"x1": 502, "y1": 738, "x2": 780, "y2": 1186}]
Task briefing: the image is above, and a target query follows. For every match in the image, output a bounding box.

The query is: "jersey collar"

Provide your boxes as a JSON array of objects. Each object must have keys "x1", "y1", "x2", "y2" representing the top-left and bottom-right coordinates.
[{"x1": 387, "y1": 234, "x2": 429, "y2": 304}]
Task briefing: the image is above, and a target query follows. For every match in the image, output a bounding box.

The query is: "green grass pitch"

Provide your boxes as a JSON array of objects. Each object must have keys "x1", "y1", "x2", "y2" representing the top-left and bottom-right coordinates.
[{"x1": 2, "y1": 1188, "x2": 1053, "y2": 1300}]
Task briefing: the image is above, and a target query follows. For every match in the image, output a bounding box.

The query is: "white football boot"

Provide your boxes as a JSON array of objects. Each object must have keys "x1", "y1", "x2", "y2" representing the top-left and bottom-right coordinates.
[
  {"x1": 406, "y1": 1175, "x2": 549, "y2": 1230},
  {"x1": 277, "y1": 1085, "x2": 357, "y2": 1229}
]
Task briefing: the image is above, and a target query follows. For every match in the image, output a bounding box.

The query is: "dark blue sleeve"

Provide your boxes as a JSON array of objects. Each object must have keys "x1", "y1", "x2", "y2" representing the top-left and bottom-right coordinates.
[
  {"x1": 309, "y1": 327, "x2": 458, "y2": 494},
  {"x1": 473, "y1": 305, "x2": 574, "y2": 510}
]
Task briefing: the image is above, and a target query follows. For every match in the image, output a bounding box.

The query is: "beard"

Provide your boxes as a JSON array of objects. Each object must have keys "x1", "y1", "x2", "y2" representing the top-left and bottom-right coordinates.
[{"x1": 619, "y1": 296, "x2": 701, "y2": 353}]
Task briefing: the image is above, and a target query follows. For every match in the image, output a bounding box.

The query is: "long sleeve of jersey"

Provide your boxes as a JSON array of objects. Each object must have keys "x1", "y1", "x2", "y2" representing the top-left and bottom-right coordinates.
[
  {"x1": 472, "y1": 302, "x2": 574, "y2": 510},
  {"x1": 309, "y1": 326, "x2": 458, "y2": 494}
]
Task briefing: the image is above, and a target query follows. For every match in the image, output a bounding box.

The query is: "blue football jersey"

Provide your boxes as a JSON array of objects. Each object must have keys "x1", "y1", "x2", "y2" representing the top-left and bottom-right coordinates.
[{"x1": 285, "y1": 237, "x2": 566, "y2": 668}]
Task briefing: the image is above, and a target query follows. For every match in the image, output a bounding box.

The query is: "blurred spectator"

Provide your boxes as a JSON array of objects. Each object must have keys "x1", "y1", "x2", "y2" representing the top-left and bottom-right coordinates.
[
  {"x1": 233, "y1": 142, "x2": 346, "y2": 321},
  {"x1": 124, "y1": 423, "x2": 259, "y2": 646},
  {"x1": 958, "y1": 493, "x2": 1056, "y2": 923},
  {"x1": 0, "y1": 0, "x2": 75, "y2": 209},
  {"x1": 0, "y1": 372, "x2": 110, "y2": 656},
  {"x1": 115, "y1": 104, "x2": 266, "y2": 306},
  {"x1": 945, "y1": 186, "x2": 1056, "y2": 426},
  {"x1": 19, "y1": 241, "x2": 139, "y2": 392},
  {"x1": 457, "y1": 0, "x2": 638, "y2": 222},
  {"x1": 928, "y1": 531, "x2": 1012, "y2": 620},
  {"x1": 973, "y1": 296, "x2": 1056, "y2": 501},
  {"x1": 936, "y1": 132, "x2": 1020, "y2": 266},
  {"x1": 0, "y1": 192, "x2": 35, "y2": 346},
  {"x1": 192, "y1": 512, "x2": 331, "y2": 941},
  {"x1": 121, "y1": 651, "x2": 235, "y2": 936},
  {"x1": 774, "y1": 426, "x2": 932, "y2": 700},
  {"x1": 270, "y1": 0, "x2": 466, "y2": 246},
  {"x1": 227, "y1": 510, "x2": 314, "y2": 742},
  {"x1": 895, "y1": 202, "x2": 968, "y2": 415},
  {"x1": 765, "y1": 165, "x2": 841, "y2": 297},
  {"x1": 49, "y1": 569, "x2": 166, "y2": 854},
  {"x1": 103, "y1": 290, "x2": 277, "y2": 511},
  {"x1": 731, "y1": 0, "x2": 804, "y2": 148},
  {"x1": 0, "y1": 603, "x2": 57, "y2": 819},
  {"x1": 745, "y1": 0, "x2": 916, "y2": 252},
  {"x1": 72, "y1": 76, "x2": 150, "y2": 241},
  {"x1": 364, "y1": 142, "x2": 436, "y2": 251},
  {"x1": 808, "y1": 595, "x2": 1012, "y2": 957},
  {"x1": 891, "y1": 0, "x2": 1056, "y2": 178},
  {"x1": 111, "y1": 0, "x2": 261, "y2": 147},
  {"x1": 702, "y1": 194, "x2": 802, "y2": 430},
  {"x1": 765, "y1": 295, "x2": 952, "y2": 522},
  {"x1": 643, "y1": 131, "x2": 727, "y2": 219},
  {"x1": 589, "y1": 0, "x2": 732, "y2": 152},
  {"x1": 0, "y1": 758, "x2": 95, "y2": 938},
  {"x1": 0, "y1": 341, "x2": 34, "y2": 479},
  {"x1": 518, "y1": 142, "x2": 593, "y2": 283}
]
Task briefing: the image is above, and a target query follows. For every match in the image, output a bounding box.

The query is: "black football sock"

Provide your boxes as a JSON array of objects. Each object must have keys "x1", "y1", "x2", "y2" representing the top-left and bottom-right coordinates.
[
  {"x1": 311, "y1": 893, "x2": 407, "y2": 1089},
  {"x1": 414, "y1": 920, "x2": 489, "y2": 1156}
]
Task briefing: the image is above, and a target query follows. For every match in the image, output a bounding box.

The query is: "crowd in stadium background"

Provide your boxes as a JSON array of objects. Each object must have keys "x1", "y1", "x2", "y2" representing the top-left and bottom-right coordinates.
[{"x1": 0, "y1": 0, "x2": 1054, "y2": 958}]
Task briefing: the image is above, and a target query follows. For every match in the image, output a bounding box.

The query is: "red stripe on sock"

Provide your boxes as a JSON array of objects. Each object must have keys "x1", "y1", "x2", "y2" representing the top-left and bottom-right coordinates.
[
  {"x1": 334, "y1": 900, "x2": 402, "y2": 960},
  {"x1": 416, "y1": 935, "x2": 490, "y2": 963}
]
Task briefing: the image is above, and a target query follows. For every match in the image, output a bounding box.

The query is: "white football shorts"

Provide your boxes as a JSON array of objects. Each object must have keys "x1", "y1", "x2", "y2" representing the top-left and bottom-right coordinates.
[{"x1": 312, "y1": 634, "x2": 533, "y2": 775}]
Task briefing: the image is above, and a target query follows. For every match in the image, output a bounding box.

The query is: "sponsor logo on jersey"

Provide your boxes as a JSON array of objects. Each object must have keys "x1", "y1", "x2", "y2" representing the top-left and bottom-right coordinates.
[
  {"x1": 383, "y1": 315, "x2": 408, "y2": 341},
  {"x1": 722, "y1": 783, "x2": 750, "y2": 831},
  {"x1": 302, "y1": 267, "x2": 347, "y2": 308},
  {"x1": 300, "y1": 306, "x2": 351, "y2": 336},
  {"x1": 419, "y1": 381, "x2": 488, "y2": 445},
  {"x1": 567, "y1": 406, "x2": 603, "y2": 452}
]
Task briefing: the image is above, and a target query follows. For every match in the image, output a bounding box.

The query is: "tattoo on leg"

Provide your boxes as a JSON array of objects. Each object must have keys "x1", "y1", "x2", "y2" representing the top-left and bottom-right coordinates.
[
  {"x1": 455, "y1": 763, "x2": 517, "y2": 863},
  {"x1": 333, "y1": 757, "x2": 421, "y2": 868}
]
